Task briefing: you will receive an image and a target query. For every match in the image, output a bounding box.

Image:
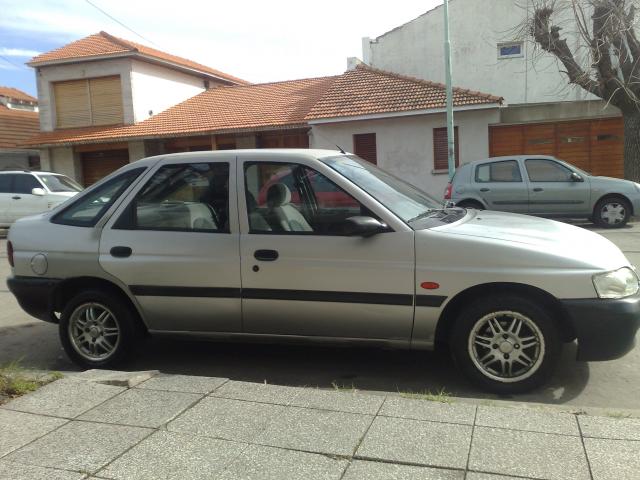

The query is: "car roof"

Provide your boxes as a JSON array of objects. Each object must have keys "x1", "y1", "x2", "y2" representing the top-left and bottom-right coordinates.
[
  {"x1": 0, "y1": 170, "x2": 64, "y2": 175},
  {"x1": 464, "y1": 155, "x2": 556, "y2": 166}
]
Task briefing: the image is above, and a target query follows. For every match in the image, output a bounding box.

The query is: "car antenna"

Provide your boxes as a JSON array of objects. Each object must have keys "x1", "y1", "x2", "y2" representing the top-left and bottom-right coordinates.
[{"x1": 335, "y1": 144, "x2": 346, "y2": 154}]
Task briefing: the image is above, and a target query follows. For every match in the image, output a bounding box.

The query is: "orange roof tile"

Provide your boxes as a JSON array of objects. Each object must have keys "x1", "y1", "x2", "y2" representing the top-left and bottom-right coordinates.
[
  {"x1": 0, "y1": 105, "x2": 40, "y2": 149},
  {"x1": 0, "y1": 87, "x2": 37, "y2": 104},
  {"x1": 306, "y1": 64, "x2": 502, "y2": 120},
  {"x1": 29, "y1": 31, "x2": 249, "y2": 85},
  {"x1": 22, "y1": 76, "x2": 337, "y2": 147}
]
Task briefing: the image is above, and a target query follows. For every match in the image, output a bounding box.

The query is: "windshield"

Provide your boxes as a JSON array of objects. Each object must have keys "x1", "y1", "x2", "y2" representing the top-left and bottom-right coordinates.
[
  {"x1": 322, "y1": 155, "x2": 442, "y2": 223},
  {"x1": 37, "y1": 174, "x2": 83, "y2": 192}
]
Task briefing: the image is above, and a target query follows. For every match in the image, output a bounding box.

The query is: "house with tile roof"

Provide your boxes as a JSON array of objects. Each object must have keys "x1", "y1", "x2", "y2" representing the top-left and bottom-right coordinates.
[
  {"x1": 0, "y1": 87, "x2": 40, "y2": 170},
  {"x1": 24, "y1": 32, "x2": 502, "y2": 194}
]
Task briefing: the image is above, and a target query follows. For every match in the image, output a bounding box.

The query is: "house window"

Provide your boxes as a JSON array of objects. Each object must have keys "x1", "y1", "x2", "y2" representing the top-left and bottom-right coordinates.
[
  {"x1": 433, "y1": 127, "x2": 459, "y2": 171},
  {"x1": 353, "y1": 133, "x2": 377, "y2": 164},
  {"x1": 498, "y1": 42, "x2": 523, "y2": 59},
  {"x1": 53, "y1": 75, "x2": 124, "y2": 128}
]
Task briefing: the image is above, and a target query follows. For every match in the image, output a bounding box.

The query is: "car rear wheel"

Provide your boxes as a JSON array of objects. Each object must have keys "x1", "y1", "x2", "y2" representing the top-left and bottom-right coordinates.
[
  {"x1": 59, "y1": 290, "x2": 137, "y2": 369},
  {"x1": 593, "y1": 197, "x2": 631, "y2": 228},
  {"x1": 451, "y1": 295, "x2": 561, "y2": 394}
]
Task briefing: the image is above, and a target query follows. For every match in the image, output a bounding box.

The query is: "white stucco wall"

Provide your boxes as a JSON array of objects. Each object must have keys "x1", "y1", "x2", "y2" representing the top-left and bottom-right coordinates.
[
  {"x1": 310, "y1": 108, "x2": 500, "y2": 196},
  {"x1": 49, "y1": 147, "x2": 80, "y2": 181},
  {"x1": 130, "y1": 60, "x2": 213, "y2": 123},
  {"x1": 365, "y1": 0, "x2": 594, "y2": 106},
  {"x1": 36, "y1": 58, "x2": 135, "y2": 131},
  {"x1": 128, "y1": 140, "x2": 146, "y2": 162}
]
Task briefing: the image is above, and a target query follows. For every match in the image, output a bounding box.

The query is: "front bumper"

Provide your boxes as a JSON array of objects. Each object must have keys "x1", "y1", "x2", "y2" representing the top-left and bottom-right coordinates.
[
  {"x1": 561, "y1": 293, "x2": 640, "y2": 361},
  {"x1": 7, "y1": 276, "x2": 61, "y2": 323}
]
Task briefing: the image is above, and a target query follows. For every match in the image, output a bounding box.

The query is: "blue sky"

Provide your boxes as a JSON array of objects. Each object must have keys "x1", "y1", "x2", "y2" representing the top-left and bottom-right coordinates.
[{"x1": 0, "y1": 0, "x2": 442, "y2": 97}]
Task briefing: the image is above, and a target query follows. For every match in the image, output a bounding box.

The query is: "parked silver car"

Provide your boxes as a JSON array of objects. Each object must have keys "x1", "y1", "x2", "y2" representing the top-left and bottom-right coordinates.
[
  {"x1": 7, "y1": 150, "x2": 640, "y2": 393},
  {"x1": 445, "y1": 155, "x2": 640, "y2": 228}
]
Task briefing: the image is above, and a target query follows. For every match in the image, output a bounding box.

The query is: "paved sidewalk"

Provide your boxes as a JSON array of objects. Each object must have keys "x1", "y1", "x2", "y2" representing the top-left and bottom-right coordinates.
[{"x1": 0, "y1": 371, "x2": 638, "y2": 480}]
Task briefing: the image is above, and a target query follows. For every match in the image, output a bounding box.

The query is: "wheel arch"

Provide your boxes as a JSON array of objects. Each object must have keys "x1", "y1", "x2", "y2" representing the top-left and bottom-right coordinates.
[
  {"x1": 455, "y1": 197, "x2": 487, "y2": 209},
  {"x1": 434, "y1": 282, "x2": 575, "y2": 349},
  {"x1": 52, "y1": 276, "x2": 148, "y2": 334},
  {"x1": 593, "y1": 193, "x2": 634, "y2": 216}
]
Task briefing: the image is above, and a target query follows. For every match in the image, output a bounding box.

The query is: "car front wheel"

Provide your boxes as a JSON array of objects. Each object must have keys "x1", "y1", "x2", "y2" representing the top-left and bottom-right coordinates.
[
  {"x1": 59, "y1": 290, "x2": 137, "y2": 369},
  {"x1": 593, "y1": 197, "x2": 631, "y2": 228},
  {"x1": 451, "y1": 295, "x2": 561, "y2": 394}
]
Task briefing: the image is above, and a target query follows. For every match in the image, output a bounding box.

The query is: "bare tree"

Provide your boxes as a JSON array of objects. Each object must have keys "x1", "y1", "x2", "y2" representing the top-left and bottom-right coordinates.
[{"x1": 527, "y1": 0, "x2": 640, "y2": 181}]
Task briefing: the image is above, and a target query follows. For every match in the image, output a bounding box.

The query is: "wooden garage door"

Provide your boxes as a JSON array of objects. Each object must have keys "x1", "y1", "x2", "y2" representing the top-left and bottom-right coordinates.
[
  {"x1": 80, "y1": 149, "x2": 129, "y2": 186},
  {"x1": 490, "y1": 118, "x2": 624, "y2": 178}
]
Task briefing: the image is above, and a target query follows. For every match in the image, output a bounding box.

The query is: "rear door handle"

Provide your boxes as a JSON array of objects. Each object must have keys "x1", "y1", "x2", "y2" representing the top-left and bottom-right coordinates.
[
  {"x1": 254, "y1": 249, "x2": 279, "y2": 261},
  {"x1": 479, "y1": 188, "x2": 490, "y2": 192},
  {"x1": 110, "y1": 246, "x2": 132, "y2": 258},
  {"x1": 11, "y1": 196, "x2": 21, "y2": 200},
  {"x1": 533, "y1": 188, "x2": 544, "y2": 192}
]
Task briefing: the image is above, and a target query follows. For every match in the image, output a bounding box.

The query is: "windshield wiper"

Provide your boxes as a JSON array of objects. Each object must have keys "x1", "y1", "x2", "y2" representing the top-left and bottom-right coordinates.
[{"x1": 407, "y1": 210, "x2": 438, "y2": 223}]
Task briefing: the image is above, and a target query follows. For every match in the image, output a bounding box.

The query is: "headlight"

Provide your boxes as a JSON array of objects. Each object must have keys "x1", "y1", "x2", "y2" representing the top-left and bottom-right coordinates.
[
  {"x1": 634, "y1": 182, "x2": 640, "y2": 192},
  {"x1": 592, "y1": 267, "x2": 639, "y2": 299}
]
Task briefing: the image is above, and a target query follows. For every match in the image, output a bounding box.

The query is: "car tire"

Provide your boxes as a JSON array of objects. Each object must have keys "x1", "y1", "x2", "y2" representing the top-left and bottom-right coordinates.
[
  {"x1": 451, "y1": 295, "x2": 561, "y2": 394},
  {"x1": 59, "y1": 290, "x2": 138, "y2": 369},
  {"x1": 456, "y1": 200, "x2": 484, "y2": 210},
  {"x1": 592, "y1": 196, "x2": 631, "y2": 228}
]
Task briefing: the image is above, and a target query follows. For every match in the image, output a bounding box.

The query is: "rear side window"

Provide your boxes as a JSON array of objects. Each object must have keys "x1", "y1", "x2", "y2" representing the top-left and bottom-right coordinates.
[
  {"x1": 0, "y1": 175, "x2": 13, "y2": 193},
  {"x1": 13, "y1": 174, "x2": 42, "y2": 194},
  {"x1": 475, "y1": 160, "x2": 522, "y2": 183},
  {"x1": 53, "y1": 168, "x2": 144, "y2": 227}
]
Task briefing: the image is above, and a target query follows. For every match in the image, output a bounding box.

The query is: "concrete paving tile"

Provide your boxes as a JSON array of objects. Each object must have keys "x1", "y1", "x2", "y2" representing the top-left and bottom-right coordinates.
[
  {"x1": 0, "y1": 461, "x2": 85, "y2": 480},
  {"x1": 476, "y1": 405, "x2": 579, "y2": 436},
  {"x1": 584, "y1": 437, "x2": 640, "y2": 480},
  {"x1": 73, "y1": 370, "x2": 158, "y2": 388},
  {"x1": 357, "y1": 416, "x2": 472, "y2": 469},
  {"x1": 0, "y1": 409, "x2": 67, "y2": 457},
  {"x1": 469, "y1": 427, "x2": 590, "y2": 480},
  {"x1": 5, "y1": 420, "x2": 151, "y2": 474},
  {"x1": 78, "y1": 388, "x2": 201, "y2": 428},
  {"x1": 380, "y1": 396, "x2": 476, "y2": 425},
  {"x1": 1, "y1": 379, "x2": 125, "y2": 418},
  {"x1": 342, "y1": 460, "x2": 463, "y2": 479},
  {"x1": 213, "y1": 380, "x2": 384, "y2": 414},
  {"x1": 466, "y1": 474, "x2": 535, "y2": 480},
  {"x1": 168, "y1": 397, "x2": 288, "y2": 443},
  {"x1": 136, "y1": 374, "x2": 227, "y2": 394},
  {"x1": 253, "y1": 405, "x2": 374, "y2": 456},
  {"x1": 579, "y1": 415, "x2": 640, "y2": 440}
]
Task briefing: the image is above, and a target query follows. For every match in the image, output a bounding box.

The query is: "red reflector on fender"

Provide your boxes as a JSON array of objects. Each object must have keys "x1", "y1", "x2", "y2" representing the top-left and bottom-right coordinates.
[{"x1": 421, "y1": 282, "x2": 440, "y2": 290}]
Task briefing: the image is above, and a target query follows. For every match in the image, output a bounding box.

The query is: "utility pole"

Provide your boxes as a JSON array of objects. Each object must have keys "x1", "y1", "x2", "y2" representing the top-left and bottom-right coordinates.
[{"x1": 443, "y1": 0, "x2": 456, "y2": 179}]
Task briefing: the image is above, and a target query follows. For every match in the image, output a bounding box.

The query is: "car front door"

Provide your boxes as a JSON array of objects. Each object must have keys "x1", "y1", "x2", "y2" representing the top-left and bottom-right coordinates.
[
  {"x1": 473, "y1": 160, "x2": 529, "y2": 213},
  {"x1": 0, "y1": 175, "x2": 15, "y2": 225},
  {"x1": 99, "y1": 158, "x2": 242, "y2": 333},
  {"x1": 524, "y1": 158, "x2": 591, "y2": 215},
  {"x1": 239, "y1": 158, "x2": 415, "y2": 342},
  {"x1": 12, "y1": 174, "x2": 48, "y2": 220}
]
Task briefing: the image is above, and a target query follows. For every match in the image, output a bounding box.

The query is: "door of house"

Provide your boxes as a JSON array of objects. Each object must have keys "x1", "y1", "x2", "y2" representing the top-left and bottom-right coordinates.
[{"x1": 80, "y1": 149, "x2": 129, "y2": 186}]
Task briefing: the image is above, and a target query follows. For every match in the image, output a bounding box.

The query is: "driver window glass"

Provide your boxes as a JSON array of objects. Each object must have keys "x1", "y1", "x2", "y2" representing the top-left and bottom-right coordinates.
[
  {"x1": 244, "y1": 162, "x2": 369, "y2": 235},
  {"x1": 122, "y1": 162, "x2": 229, "y2": 232},
  {"x1": 525, "y1": 159, "x2": 572, "y2": 182},
  {"x1": 14, "y1": 174, "x2": 42, "y2": 194}
]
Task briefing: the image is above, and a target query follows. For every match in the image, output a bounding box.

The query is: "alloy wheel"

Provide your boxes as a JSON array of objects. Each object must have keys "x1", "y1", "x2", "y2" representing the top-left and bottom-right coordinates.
[{"x1": 68, "y1": 302, "x2": 121, "y2": 361}]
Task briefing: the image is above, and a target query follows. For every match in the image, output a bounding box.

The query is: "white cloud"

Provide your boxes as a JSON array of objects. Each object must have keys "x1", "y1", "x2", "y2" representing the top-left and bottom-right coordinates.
[
  {"x1": 0, "y1": 0, "x2": 444, "y2": 82},
  {"x1": 0, "y1": 47, "x2": 41, "y2": 57}
]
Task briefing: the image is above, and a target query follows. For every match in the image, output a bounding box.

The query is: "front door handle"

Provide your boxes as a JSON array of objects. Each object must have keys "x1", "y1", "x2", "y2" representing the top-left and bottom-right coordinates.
[
  {"x1": 254, "y1": 249, "x2": 279, "y2": 261},
  {"x1": 11, "y1": 196, "x2": 21, "y2": 200},
  {"x1": 110, "y1": 246, "x2": 132, "y2": 258},
  {"x1": 533, "y1": 187, "x2": 544, "y2": 192},
  {"x1": 479, "y1": 188, "x2": 490, "y2": 192}
]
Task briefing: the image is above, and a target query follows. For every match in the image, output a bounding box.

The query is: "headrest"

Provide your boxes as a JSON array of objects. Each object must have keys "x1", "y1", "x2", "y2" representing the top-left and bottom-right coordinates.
[{"x1": 266, "y1": 183, "x2": 292, "y2": 208}]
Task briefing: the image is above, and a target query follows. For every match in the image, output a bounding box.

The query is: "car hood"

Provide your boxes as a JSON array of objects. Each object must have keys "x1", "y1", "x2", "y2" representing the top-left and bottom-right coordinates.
[{"x1": 429, "y1": 210, "x2": 630, "y2": 270}]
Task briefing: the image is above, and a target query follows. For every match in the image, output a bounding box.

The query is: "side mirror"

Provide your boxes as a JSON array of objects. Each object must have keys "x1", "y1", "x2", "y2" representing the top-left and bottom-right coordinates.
[
  {"x1": 570, "y1": 172, "x2": 584, "y2": 182},
  {"x1": 343, "y1": 216, "x2": 391, "y2": 237},
  {"x1": 31, "y1": 187, "x2": 46, "y2": 196}
]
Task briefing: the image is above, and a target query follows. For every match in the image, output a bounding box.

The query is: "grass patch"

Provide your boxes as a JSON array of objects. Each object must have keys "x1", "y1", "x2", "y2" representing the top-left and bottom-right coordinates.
[
  {"x1": 398, "y1": 387, "x2": 453, "y2": 403},
  {"x1": 330, "y1": 381, "x2": 357, "y2": 393},
  {"x1": 606, "y1": 411, "x2": 632, "y2": 419},
  {"x1": 0, "y1": 361, "x2": 62, "y2": 402}
]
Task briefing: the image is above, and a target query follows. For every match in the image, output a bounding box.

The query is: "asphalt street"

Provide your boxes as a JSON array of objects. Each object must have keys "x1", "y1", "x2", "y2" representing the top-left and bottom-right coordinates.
[{"x1": 1, "y1": 219, "x2": 639, "y2": 410}]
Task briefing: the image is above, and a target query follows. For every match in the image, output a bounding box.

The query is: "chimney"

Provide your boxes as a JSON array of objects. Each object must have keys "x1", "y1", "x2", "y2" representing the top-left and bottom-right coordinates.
[{"x1": 347, "y1": 57, "x2": 363, "y2": 71}]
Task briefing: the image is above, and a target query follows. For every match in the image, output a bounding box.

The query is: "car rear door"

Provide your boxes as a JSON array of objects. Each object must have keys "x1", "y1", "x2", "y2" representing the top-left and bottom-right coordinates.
[
  {"x1": 99, "y1": 155, "x2": 242, "y2": 333},
  {"x1": 472, "y1": 160, "x2": 529, "y2": 213},
  {"x1": 524, "y1": 158, "x2": 591, "y2": 215},
  {"x1": 238, "y1": 155, "x2": 415, "y2": 342}
]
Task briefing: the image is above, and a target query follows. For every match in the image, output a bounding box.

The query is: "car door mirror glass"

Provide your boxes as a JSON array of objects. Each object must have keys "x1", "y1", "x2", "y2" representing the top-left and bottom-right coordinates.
[
  {"x1": 31, "y1": 187, "x2": 46, "y2": 196},
  {"x1": 343, "y1": 216, "x2": 390, "y2": 237},
  {"x1": 570, "y1": 172, "x2": 583, "y2": 182}
]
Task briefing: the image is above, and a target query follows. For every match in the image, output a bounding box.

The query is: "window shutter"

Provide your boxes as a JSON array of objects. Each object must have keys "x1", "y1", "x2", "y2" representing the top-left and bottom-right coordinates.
[
  {"x1": 353, "y1": 133, "x2": 377, "y2": 164},
  {"x1": 54, "y1": 80, "x2": 91, "y2": 128},
  {"x1": 433, "y1": 127, "x2": 459, "y2": 170},
  {"x1": 89, "y1": 76, "x2": 123, "y2": 126}
]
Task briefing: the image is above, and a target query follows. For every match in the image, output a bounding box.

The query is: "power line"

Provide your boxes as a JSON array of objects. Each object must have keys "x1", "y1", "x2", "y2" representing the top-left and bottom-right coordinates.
[
  {"x1": 83, "y1": 0, "x2": 159, "y2": 46},
  {"x1": 0, "y1": 54, "x2": 24, "y2": 69}
]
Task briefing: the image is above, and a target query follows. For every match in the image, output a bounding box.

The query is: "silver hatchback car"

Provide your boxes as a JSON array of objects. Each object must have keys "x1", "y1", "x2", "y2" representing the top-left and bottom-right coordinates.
[
  {"x1": 7, "y1": 150, "x2": 640, "y2": 393},
  {"x1": 445, "y1": 155, "x2": 640, "y2": 228}
]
